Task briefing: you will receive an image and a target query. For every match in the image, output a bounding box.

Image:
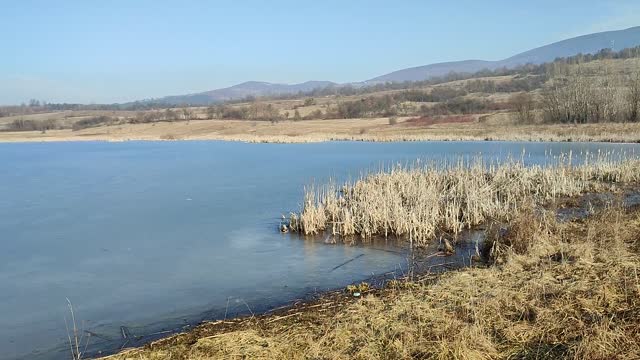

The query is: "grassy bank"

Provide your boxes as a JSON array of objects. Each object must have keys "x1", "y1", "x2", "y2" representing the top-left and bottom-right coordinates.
[
  {"x1": 2, "y1": 118, "x2": 640, "y2": 144},
  {"x1": 105, "y1": 200, "x2": 640, "y2": 359},
  {"x1": 289, "y1": 152, "x2": 640, "y2": 244}
]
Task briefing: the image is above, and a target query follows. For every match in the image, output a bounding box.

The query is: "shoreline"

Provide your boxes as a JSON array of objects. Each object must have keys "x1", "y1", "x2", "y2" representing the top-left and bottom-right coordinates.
[
  {"x1": 95, "y1": 236, "x2": 472, "y2": 360},
  {"x1": 94, "y1": 185, "x2": 640, "y2": 360},
  {"x1": 86, "y1": 236, "x2": 464, "y2": 359},
  {"x1": 101, "y1": 197, "x2": 640, "y2": 359},
  {"x1": 1, "y1": 134, "x2": 640, "y2": 145},
  {"x1": 102, "y1": 271, "x2": 444, "y2": 360},
  {"x1": 2, "y1": 119, "x2": 640, "y2": 144}
]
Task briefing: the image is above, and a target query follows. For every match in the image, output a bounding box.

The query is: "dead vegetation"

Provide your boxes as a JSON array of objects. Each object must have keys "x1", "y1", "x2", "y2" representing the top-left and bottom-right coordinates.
[
  {"x1": 403, "y1": 115, "x2": 475, "y2": 126},
  {"x1": 104, "y1": 198, "x2": 640, "y2": 360},
  {"x1": 3, "y1": 118, "x2": 640, "y2": 144},
  {"x1": 289, "y1": 152, "x2": 640, "y2": 243}
]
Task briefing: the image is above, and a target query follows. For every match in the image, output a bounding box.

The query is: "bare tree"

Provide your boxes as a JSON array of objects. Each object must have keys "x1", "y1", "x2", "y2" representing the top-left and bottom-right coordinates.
[
  {"x1": 206, "y1": 106, "x2": 217, "y2": 119},
  {"x1": 182, "y1": 108, "x2": 192, "y2": 120},
  {"x1": 165, "y1": 108, "x2": 178, "y2": 121},
  {"x1": 542, "y1": 65, "x2": 625, "y2": 124},
  {"x1": 510, "y1": 92, "x2": 536, "y2": 124}
]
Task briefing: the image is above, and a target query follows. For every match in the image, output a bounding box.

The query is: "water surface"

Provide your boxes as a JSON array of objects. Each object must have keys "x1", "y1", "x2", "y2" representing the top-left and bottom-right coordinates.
[{"x1": 1, "y1": 140, "x2": 638, "y2": 359}]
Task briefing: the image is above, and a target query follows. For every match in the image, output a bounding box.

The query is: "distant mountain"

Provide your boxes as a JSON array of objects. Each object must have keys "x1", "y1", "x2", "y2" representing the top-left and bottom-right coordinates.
[
  {"x1": 139, "y1": 26, "x2": 640, "y2": 105},
  {"x1": 146, "y1": 80, "x2": 336, "y2": 106},
  {"x1": 368, "y1": 26, "x2": 640, "y2": 83},
  {"x1": 366, "y1": 60, "x2": 495, "y2": 84}
]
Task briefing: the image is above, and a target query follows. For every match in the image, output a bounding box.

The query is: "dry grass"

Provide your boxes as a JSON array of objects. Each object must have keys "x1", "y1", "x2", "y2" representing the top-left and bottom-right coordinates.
[
  {"x1": 573, "y1": 57, "x2": 640, "y2": 77},
  {"x1": 2, "y1": 117, "x2": 640, "y2": 144},
  {"x1": 104, "y1": 202, "x2": 640, "y2": 360},
  {"x1": 289, "y1": 152, "x2": 640, "y2": 243}
]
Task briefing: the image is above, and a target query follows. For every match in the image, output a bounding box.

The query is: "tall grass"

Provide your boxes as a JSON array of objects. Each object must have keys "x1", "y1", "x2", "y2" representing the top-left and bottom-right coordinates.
[
  {"x1": 289, "y1": 151, "x2": 640, "y2": 244},
  {"x1": 183, "y1": 126, "x2": 640, "y2": 144}
]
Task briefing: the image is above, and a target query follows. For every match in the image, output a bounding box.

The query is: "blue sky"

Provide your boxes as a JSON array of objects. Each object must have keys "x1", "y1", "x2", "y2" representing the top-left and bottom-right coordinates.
[{"x1": 1, "y1": 0, "x2": 639, "y2": 105}]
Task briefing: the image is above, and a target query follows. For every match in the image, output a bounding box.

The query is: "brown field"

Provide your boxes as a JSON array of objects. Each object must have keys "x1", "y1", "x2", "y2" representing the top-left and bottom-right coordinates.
[
  {"x1": 403, "y1": 114, "x2": 476, "y2": 126},
  {"x1": 2, "y1": 114, "x2": 640, "y2": 144}
]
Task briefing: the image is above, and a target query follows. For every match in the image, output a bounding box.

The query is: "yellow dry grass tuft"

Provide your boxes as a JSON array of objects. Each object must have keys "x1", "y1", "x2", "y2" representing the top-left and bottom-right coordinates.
[{"x1": 290, "y1": 151, "x2": 640, "y2": 244}]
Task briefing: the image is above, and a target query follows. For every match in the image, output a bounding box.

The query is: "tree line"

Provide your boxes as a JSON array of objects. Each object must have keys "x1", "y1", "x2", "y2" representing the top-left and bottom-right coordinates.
[
  {"x1": 540, "y1": 71, "x2": 640, "y2": 124},
  {"x1": 509, "y1": 68, "x2": 640, "y2": 124}
]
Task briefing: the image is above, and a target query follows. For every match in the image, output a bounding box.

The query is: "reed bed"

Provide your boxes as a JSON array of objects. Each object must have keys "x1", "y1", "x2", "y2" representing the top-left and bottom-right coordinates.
[
  {"x1": 288, "y1": 151, "x2": 640, "y2": 244},
  {"x1": 196, "y1": 130, "x2": 640, "y2": 144}
]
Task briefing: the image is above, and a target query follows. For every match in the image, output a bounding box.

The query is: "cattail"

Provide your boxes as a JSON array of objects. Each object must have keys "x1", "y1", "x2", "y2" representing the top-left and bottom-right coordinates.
[{"x1": 289, "y1": 151, "x2": 640, "y2": 245}]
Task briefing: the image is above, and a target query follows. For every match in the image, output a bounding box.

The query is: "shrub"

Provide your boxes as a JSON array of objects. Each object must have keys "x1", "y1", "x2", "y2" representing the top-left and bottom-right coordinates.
[
  {"x1": 510, "y1": 92, "x2": 536, "y2": 124},
  {"x1": 303, "y1": 109, "x2": 324, "y2": 120},
  {"x1": 541, "y1": 74, "x2": 626, "y2": 124},
  {"x1": 160, "y1": 133, "x2": 177, "y2": 140},
  {"x1": 72, "y1": 116, "x2": 114, "y2": 130},
  {"x1": 7, "y1": 118, "x2": 58, "y2": 132}
]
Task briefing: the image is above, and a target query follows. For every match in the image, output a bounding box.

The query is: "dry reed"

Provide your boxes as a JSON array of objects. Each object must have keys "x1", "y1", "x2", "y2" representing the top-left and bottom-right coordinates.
[{"x1": 289, "y1": 151, "x2": 640, "y2": 244}]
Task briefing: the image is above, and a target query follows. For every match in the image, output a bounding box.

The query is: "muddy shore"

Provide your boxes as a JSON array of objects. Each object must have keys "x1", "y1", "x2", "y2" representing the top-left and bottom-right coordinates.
[{"x1": 96, "y1": 188, "x2": 640, "y2": 360}]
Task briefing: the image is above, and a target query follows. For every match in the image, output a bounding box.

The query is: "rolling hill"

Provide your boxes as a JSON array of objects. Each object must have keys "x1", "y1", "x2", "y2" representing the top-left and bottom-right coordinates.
[
  {"x1": 143, "y1": 81, "x2": 336, "y2": 106},
  {"x1": 368, "y1": 26, "x2": 640, "y2": 83},
  {"x1": 142, "y1": 26, "x2": 640, "y2": 105}
]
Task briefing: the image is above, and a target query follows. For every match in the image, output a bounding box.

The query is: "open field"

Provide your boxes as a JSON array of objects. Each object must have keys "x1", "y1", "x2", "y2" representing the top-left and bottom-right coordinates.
[
  {"x1": 103, "y1": 198, "x2": 640, "y2": 359},
  {"x1": 2, "y1": 116, "x2": 640, "y2": 143}
]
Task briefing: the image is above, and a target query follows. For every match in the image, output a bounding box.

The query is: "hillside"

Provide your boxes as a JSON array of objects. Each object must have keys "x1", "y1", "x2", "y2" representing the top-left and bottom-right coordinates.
[
  {"x1": 141, "y1": 80, "x2": 336, "y2": 106},
  {"x1": 132, "y1": 26, "x2": 640, "y2": 106},
  {"x1": 369, "y1": 26, "x2": 640, "y2": 83}
]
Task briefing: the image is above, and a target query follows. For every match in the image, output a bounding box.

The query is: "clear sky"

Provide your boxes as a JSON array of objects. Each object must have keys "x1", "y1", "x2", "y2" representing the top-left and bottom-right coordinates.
[{"x1": 1, "y1": 0, "x2": 639, "y2": 105}]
